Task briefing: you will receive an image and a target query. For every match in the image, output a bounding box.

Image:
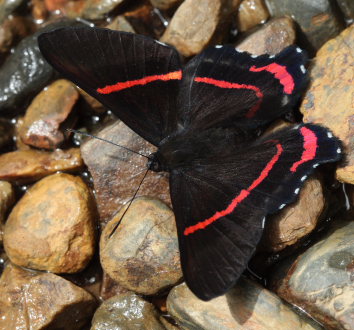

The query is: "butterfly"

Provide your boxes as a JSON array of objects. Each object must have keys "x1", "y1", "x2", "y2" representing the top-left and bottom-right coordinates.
[{"x1": 38, "y1": 27, "x2": 342, "y2": 301}]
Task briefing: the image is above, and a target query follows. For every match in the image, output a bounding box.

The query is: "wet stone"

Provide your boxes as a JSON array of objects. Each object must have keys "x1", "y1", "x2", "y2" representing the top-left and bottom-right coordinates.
[
  {"x1": 236, "y1": 16, "x2": 296, "y2": 55},
  {"x1": 266, "y1": 0, "x2": 344, "y2": 51},
  {"x1": 80, "y1": 0, "x2": 128, "y2": 20},
  {"x1": 0, "y1": 16, "x2": 34, "y2": 57},
  {"x1": 235, "y1": 0, "x2": 269, "y2": 32},
  {"x1": 0, "y1": 180, "x2": 15, "y2": 243},
  {"x1": 0, "y1": 0, "x2": 25, "y2": 24},
  {"x1": 160, "y1": 0, "x2": 241, "y2": 57},
  {"x1": 19, "y1": 79, "x2": 79, "y2": 150},
  {"x1": 261, "y1": 177, "x2": 325, "y2": 252},
  {"x1": 91, "y1": 292, "x2": 165, "y2": 330},
  {"x1": 274, "y1": 220, "x2": 354, "y2": 330},
  {"x1": 0, "y1": 147, "x2": 83, "y2": 183},
  {"x1": 81, "y1": 120, "x2": 170, "y2": 225},
  {"x1": 3, "y1": 173, "x2": 96, "y2": 273},
  {"x1": 31, "y1": 0, "x2": 48, "y2": 22},
  {"x1": 300, "y1": 24, "x2": 354, "y2": 184},
  {"x1": 337, "y1": 0, "x2": 354, "y2": 23},
  {"x1": 167, "y1": 279, "x2": 321, "y2": 329},
  {"x1": 100, "y1": 197, "x2": 182, "y2": 296},
  {"x1": 100, "y1": 272, "x2": 130, "y2": 301},
  {"x1": 0, "y1": 263, "x2": 97, "y2": 330},
  {"x1": 0, "y1": 20, "x2": 82, "y2": 116}
]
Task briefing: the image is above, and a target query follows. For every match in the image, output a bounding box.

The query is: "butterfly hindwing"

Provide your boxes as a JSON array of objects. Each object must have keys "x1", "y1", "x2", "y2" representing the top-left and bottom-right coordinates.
[
  {"x1": 177, "y1": 45, "x2": 308, "y2": 131},
  {"x1": 169, "y1": 124, "x2": 341, "y2": 300},
  {"x1": 38, "y1": 27, "x2": 181, "y2": 145}
]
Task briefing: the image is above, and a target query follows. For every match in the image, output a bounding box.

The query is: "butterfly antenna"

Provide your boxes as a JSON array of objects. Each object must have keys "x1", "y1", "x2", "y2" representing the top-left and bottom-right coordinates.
[
  {"x1": 67, "y1": 128, "x2": 152, "y2": 160},
  {"x1": 108, "y1": 165, "x2": 151, "y2": 238}
]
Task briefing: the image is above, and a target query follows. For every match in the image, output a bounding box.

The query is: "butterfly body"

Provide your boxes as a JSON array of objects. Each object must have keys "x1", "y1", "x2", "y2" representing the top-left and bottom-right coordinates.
[{"x1": 38, "y1": 27, "x2": 342, "y2": 301}]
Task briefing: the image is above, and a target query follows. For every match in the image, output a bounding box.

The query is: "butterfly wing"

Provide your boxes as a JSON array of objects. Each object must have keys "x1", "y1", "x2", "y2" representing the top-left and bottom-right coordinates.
[
  {"x1": 177, "y1": 45, "x2": 307, "y2": 132},
  {"x1": 38, "y1": 27, "x2": 181, "y2": 146},
  {"x1": 170, "y1": 124, "x2": 341, "y2": 300}
]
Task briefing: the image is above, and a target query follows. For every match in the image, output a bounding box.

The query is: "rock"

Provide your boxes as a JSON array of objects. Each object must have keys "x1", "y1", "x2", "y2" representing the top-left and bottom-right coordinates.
[
  {"x1": 0, "y1": 0, "x2": 25, "y2": 24},
  {"x1": 0, "y1": 118, "x2": 13, "y2": 149},
  {"x1": 300, "y1": 25, "x2": 354, "y2": 184},
  {"x1": 0, "y1": 148, "x2": 83, "y2": 183},
  {"x1": 167, "y1": 279, "x2": 321, "y2": 329},
  {"x1": 91, "y1": 292, "x2": 165, "y2": 330},
  {"x1": 266, "y1": 0, "x2": 344, "y2": 51},
  {"x1": 261, "y1": 177, "x2": 325, "y2": 252},
  {"x1": 80, "y1": 0, "x2": 128, "y2": 20},
  {"x1": 100, "y1": 272, "x2": 130, "y2": 300},
  {"x1": 44, "y1": 0, "x2": 74, "y2": 11},
  {"x1": 78, "y1": 88, "x2": 106, "y2": 114},
  {"x1": 0, "y1": 16, "x2": 34, "y2": 56},
  {"x1": 0, "y1": 263, "x2": 97, "y2": 329},
  {"x1": 19, "y1": 79, "x2": 79, "y2": 149},
  {"x1": 274, "y1": 220, "x2": 354, "y2": 330},
  {"x1": 0, "y1": 180, "x2": 15, "y2": 243},
  {"x1": 106, "y1": 15, "x2": 135, "y2": 33},
  {"x1": 3, "y1": 173, "x2": 96, "y2": 273},
  {"x1": 337, "y1": 0, "x2": 354, "y2": 23},
  {"x1": 81, "y1": 120, "x2": 170, "y2": 225},
  {"x1": 150, "y1": 0, "x2": 183, "y2": 10},
  {"x1": 235, "y1": 0, "x2": 269, "y2": 32},
  {"x1": 0, "y1": 20, "x2": 82, "y2": 116},
  {"x1": 31, "y1": 0, "x2": 48, "y2": 22},
  {"x1": 236, "y1": 16, "x2": 296, "y2": 55},
  {"x1": 160, "y1": 0, "x2": 241, "y2": 57},
  {"x1": 123, "y1": 1, "x2": 165, "y2": 38},
  {"x1": 100, "y1": 197, "x2": 182, "y2": 296}
]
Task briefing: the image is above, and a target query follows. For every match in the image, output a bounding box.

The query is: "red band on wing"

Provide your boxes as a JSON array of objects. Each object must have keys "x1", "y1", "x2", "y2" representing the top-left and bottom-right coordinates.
[
  {"x1": 194, "y1": 77, "x2": 263, "y2": 118},
  {"x1": 184, "y1": 143, "x2": 283, "y2": 236},
  {"x1": 97, "y1": 70, "x2": 182, "y2": 94},
  {"x1": 249, "y1": 63, "x2": 294, "y2": 94},
  {"x1": 290, "y1": 126, "x2": 317, "y2": 172}
]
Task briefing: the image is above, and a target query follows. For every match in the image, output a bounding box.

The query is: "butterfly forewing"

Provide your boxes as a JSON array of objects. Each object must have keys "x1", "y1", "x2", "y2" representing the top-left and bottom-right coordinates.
[{"x1": 38, "y1": 27, "x2": 181, "y2": 145}]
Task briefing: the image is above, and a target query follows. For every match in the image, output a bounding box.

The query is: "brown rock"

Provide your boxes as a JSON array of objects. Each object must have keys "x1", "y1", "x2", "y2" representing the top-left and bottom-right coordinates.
[
  {"x1": 106, "y1": 15, "x2": 135, "y2": 33},
  {"x1": 100, "y1": 197, "x2": 182, "y2": 295},
  {"x1": 235, "y1": 0, "x2": 269, "y2": 32},
  {"x1": 261, "y1": 177, "x2": 325, "y2": 252},
  {"x1": 150, "y1": 0, "x2": 183, "y2": 10},
  {"x1": 81, "y1": 120, "x2": 170, "y2": 225},
  {"x1": 44, "y1": 0, "x2": 71, "y2": 11},
  {"x1": 300, "y1": 25, "x2": 354, "y2": 184},
  {"x1": 0, "y1": 148, "x2": 84, "y2": 183},
  {"x1": 0, "y1": 180, "x2": 15, "y2": 243},
  {"x1": 3, "y1": 173, "x2": 96, "y2": 273},
  {"x1": 91, "y1": 292, "x2": 165, "y2": 330},
  {"x1": 31, "y1": 0, "x2": 48, "y2": 22},
  {"x1": 236, "y1": 16, "x2": 296, "y2": 55},
  {"x1": 19, "y1": 79, "x2": 79, "y2": 150},
  {"x1": 160, "y1": 0, "x2": 241, "y2": 57},
  {"x1": 0, "y1": 16, "x2": 34, "y2": 55},
  {"x1": 0, "y1": 263, "x2": 97, "y2": 330},
  {"x1": 167, "y1": 279, "x2": 320, "y2": 329},
  {"x1": 80, "y1": 0, "x2": 127, "y2": 20}
]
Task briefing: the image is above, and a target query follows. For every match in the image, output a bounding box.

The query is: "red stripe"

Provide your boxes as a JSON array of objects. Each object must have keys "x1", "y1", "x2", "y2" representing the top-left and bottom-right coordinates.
[
  {"x1": 249, "y1": 63, "x2": 294, "y2": 94},
  {"x1": 97, "y1": 70, "x2": 182, "y2": 94},
  {"x1": 184, "y1": 143, "x2": 283, "y2": 236},
  {"x1": 290, "y1": 127, "x2": 317, "y2": 172},
  {"x1": 194, "y1": 77, "x2": 263, "y2": 118}
]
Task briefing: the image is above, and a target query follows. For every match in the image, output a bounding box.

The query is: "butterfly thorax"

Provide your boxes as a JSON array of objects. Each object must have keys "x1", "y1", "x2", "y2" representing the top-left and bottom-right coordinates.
[{"x1": 149, "y1": 128, "x2": 250, "y2": 173}]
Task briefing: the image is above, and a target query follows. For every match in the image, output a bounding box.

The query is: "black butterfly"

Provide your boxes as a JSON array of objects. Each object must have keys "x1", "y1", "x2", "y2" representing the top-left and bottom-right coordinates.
[{"x1": 38, "y1": 27, "x2": 342, "y2": 301}]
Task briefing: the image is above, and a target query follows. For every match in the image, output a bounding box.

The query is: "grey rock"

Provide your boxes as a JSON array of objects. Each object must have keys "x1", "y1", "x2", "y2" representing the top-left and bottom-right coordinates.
[
  {"x1": 167, "y1": 279, "x2": 321, "y2": 329},
  {"x1": 91, "y1": 292, "x2": 165, "y2": 330},
  {"x1": 266, "y1": 0, "x2": 344, "y2": 51},
  {"x1": 0, "y1": 0, "x2": 25, "y2": 24},
  {"x1": 275, "y1": 220, "x2": 354, "y2": 330}
]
